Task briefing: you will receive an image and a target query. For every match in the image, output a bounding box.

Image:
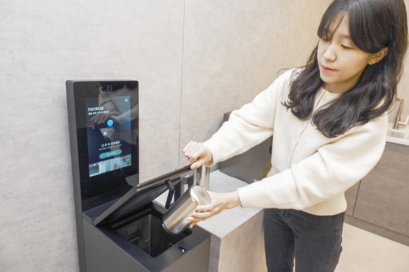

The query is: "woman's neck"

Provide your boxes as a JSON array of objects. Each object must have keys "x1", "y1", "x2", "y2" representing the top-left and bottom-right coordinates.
[{"x1": 322, "y1": 69, "x2": 364, "y2": 94}]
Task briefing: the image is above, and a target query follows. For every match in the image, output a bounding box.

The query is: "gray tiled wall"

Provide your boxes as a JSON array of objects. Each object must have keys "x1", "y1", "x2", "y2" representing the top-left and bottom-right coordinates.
[
  {"x1": 353, "y1": 143, "x2": 409, "y2": 237},
  {"x1": 0, "y1": 1, "x2": 184, "y2": 271},
  {"x1": 393, "y1": 0, "x2": 409, "y2": 119},
  {"x1": 178, "y1": 0, "x2": 333, "y2": 162}
]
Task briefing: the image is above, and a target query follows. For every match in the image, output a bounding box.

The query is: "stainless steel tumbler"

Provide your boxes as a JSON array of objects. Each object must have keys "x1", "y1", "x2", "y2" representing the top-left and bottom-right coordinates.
[
  {"x1": 162, "y1": 185, "x2": 211, "y2": 235},
  {"x1": 174, "y1": 163, "x2": 194, "y2": 195},
  {"x1": 194, "y1": 165, "x2": 210, "y2": 190}
]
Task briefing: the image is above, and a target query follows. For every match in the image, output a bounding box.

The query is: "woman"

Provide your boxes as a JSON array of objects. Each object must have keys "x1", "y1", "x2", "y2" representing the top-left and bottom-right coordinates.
[{"x1": 183, "y1": 0, "x2": 408, "y2": 271}]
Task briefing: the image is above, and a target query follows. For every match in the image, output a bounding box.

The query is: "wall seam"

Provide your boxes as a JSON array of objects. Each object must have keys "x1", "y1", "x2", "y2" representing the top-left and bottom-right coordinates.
[
  {"x1": 289, "y1": 0, "x2": 296, "y2": 67},
  {"x1": 178, "y1": 0, "x2": 187, "y2": 165}
]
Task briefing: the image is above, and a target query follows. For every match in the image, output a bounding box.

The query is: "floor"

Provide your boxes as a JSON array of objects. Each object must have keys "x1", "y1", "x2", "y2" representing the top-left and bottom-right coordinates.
[{"x1": 336, "y1": 224, "x2": 409, "y2": 272}]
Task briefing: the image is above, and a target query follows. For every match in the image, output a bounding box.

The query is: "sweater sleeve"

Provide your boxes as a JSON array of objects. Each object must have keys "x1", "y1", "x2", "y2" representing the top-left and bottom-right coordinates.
[
  {"x1": 203, "y1": 69, "x2": 293, "y2": 165},
  {"x1": 237, "y1": 114, "x2": 388, "y2": 210}
]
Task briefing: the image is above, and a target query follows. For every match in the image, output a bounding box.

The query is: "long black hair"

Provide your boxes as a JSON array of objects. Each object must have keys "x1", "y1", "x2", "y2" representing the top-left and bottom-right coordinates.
[{"x1": 283, "y1": 0, "x2": 408, "y2": 138}]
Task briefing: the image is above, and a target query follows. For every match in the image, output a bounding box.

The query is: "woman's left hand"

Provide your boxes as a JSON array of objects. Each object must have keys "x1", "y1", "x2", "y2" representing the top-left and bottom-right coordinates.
[{"x1": 187, "y1": 191, "x2": 241, "y2": 228}]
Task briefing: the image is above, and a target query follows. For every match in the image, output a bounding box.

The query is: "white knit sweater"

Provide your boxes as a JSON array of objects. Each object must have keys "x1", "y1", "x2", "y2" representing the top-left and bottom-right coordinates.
[{"x1": 203, "y1": 69, "x2": 388, "y2": 216}]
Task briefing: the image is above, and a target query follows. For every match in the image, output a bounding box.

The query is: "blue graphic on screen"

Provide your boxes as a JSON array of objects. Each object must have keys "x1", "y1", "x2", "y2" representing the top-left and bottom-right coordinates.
[{"x1": 86, "y1": 96, "x2": 132, "y2": 177}]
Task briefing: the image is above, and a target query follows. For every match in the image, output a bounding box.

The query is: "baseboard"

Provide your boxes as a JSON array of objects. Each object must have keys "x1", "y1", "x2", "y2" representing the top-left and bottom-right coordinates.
[{"x1": 345, "y1": 215, "x2": 409, "y2": 246}]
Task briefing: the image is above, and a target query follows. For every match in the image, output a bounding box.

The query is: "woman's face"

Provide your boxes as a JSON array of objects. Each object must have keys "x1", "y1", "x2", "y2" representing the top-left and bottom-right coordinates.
[{"x1": 317, "y1": 15, "x2": 377, "y2": 94}]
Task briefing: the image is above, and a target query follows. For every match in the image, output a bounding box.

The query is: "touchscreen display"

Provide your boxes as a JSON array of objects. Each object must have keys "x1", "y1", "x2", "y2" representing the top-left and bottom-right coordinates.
[{"x1": 86, "y1": 95, "x2": 132, "y2": 177}]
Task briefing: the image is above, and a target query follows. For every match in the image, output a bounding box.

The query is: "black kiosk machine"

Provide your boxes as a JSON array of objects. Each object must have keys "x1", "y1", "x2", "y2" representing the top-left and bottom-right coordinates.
[{"x1": 66, "y1": 80, "x2": 210, "y2": 272}]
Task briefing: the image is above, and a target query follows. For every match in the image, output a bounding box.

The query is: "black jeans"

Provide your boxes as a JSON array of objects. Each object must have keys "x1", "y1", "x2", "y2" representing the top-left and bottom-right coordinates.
[{"x1": 264, "y1": 208, "x2": 344, "y2": 272}]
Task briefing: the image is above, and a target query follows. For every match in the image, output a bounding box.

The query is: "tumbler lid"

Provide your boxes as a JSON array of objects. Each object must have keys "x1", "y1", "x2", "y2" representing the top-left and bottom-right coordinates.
[{"x1": 190, "y1": 185, "x2": 211, "y2": 205}]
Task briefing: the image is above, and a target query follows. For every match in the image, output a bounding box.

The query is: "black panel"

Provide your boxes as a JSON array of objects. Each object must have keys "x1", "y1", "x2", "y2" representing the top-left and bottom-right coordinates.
[
  {"x1": 67, "y1": 80, "x2": 210, "y2": 272},
  {"x1": 219, "y1": 112, "x2": 271, "y2": 183},
  {"x1": 83, "y1": 217, "x2": 210, "y2": 272},
  {"x1": 67, "y1": 80, "x2": 139, "y2": 211},
  {"x1": 93, "y1": 165, "x2": 193, "y2": 226}
]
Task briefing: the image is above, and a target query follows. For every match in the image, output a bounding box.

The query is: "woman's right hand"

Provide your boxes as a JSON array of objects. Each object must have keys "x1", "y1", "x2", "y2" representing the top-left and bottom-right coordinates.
[{"x1": 182, "y1": 141, "x2": 213, "y2": 169}]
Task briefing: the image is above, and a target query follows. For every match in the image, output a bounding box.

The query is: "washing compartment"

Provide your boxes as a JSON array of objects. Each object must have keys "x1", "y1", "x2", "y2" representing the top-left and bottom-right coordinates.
[
  {"x1": 82, "y1": 200, "x2": 209, "y2": 272},
  {"x1": 113, "y1": 207, "x2": 192, "y2": 257},
  {"x1": 80, "y1": 166, "x2": 210, "y2": 272}
]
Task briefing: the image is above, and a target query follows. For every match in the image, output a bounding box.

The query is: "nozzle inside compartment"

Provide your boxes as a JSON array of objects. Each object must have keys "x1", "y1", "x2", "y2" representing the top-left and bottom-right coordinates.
[{"x1": 113, "y1": 209, "x2": 192, "y2": 257}]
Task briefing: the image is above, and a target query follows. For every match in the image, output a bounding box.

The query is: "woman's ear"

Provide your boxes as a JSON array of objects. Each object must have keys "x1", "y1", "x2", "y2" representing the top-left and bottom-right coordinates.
[{"x1": 368, "y1": 47, "x2": 389, "y2": 65}]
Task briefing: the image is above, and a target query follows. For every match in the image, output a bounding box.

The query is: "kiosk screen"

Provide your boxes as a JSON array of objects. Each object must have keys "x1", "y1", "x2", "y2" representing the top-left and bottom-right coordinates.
[{"x1": 86, "y1": 96, "x2": 132, "y2": 177}]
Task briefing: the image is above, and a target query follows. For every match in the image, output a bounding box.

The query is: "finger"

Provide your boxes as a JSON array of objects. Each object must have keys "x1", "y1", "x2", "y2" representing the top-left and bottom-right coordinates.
[
  {"x1": 196, "y1": 200, "x2": 215, "y2": 212},
  {"x1": 191, "y1": 148, "x2": 205, "y2": 161},
  {"x1": 191, "y1": 157, "x2": 206, "y2": 169},
  {"x1": 189, "y1": 146, "x2": 206, "y2": 162},
  {"x1": 185, "y1": 156, "x2": 195, "y2": 166},
  {"x1": 187, "y1": 157, "x2": 196, "y2": 165},
  {"x1": 102, "y1": 115, "x2": 110, "y2": 123},
  {"x1": 184, "y1": 141, "x2": 199, "y2": 155},
  {"x1": 184, "y1": 142, "x2": 199, "y2": 157},
  {"x1": 183, "y1": 141, "x2": 194, "y2": 153},
  {"x1": 196, "y1": 205, "x2": 212, "y2": 212},
  {"x1": 97, "y1": 114, "x2": 107, "y2": 124},
  {"x1": 191, "y1": 211, "x2": 212, "y2": 219},
  {"x1": 97, "y1": 115, "x2": 105, "y2": 124},
  {"x1": 187, "y1": 216, "x2": 201, "y2": 228},
  {"x1": 93, "y1": 114, "x2": 101, "y2": 124}
]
